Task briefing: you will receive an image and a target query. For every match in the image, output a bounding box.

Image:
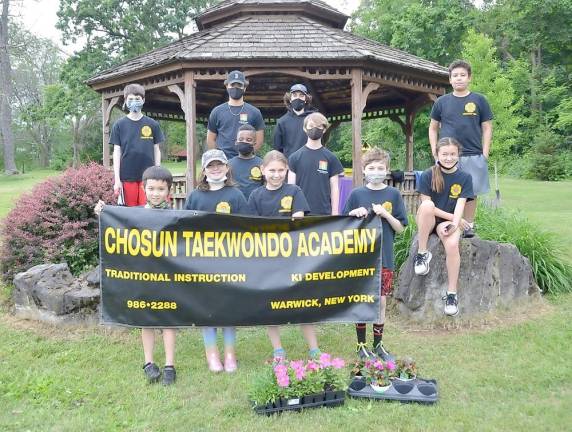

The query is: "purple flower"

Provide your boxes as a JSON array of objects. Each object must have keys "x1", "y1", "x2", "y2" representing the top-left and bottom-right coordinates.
[
  {"x1": 364, "y1": 359, "x2": 374, "y2": 369},
  {"x1": 331, "y1": 358, "x2": 345, "y2": 369},
  {"x1": 374, "y1": 360, "x2": 384, "y2": 370},
  {"x1": 386, "y1": 360, "x2": 396, "y2": 371}
]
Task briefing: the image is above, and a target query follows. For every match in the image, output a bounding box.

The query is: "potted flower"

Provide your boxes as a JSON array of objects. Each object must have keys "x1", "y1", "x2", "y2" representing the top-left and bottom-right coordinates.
[
  {"x1": 394, "y1": 357, "x2": 417, "y2": 381},
  {"x1": 351, "y1": 358, "x2": 396, "y2": 393},
  {"x1": 249, "y1": 353, "x2": 347, "y2": 414}
]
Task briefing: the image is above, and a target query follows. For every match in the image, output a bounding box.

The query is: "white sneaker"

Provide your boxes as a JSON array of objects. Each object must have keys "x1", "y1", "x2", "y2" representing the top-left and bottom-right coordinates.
[
  {"x1": 414, "y1": 251, "x2": 432, "y2": 275},
  {"x1": 443, "y1": 293, "x2": 459, "y2": 316}
]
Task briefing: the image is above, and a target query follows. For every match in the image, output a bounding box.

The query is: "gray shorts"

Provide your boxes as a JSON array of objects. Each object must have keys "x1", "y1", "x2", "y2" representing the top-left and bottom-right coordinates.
[{"x1": 459, "y1": 154, "x2": 490, "y2": 196}]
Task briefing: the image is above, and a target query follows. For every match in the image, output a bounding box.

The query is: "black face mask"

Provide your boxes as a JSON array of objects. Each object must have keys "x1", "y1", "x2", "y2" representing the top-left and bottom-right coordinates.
[
  {"x1": 438, "y1": 160, "x2": 458, "y2": 170},
  {"x1": 307, "y1": 127, "x2": 324, "y2": 140},
  {"x1": 227, "y1": 87, "x2": 244, "y2": 100},
  {"x1": 236, "y1": 141, "x2": 254, "y2": 155},
  {"x1": 290, "y1": 98, "x2": 305, "y2": 111}
]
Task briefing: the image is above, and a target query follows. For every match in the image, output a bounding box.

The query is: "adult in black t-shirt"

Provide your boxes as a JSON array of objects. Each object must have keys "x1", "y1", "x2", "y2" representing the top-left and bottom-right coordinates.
[
  {"x1": 207, "y1": 70, "x2": 265, "y2": 159},
  {"x1": 414, "y1": 137, "x2": 473, "y2": 317},
  {"x1": 288, "y1": 113, "x2": 344, "y2": 215},
  {"x1": 273, "y1": 83, "x2": 318, "y2": 158}
]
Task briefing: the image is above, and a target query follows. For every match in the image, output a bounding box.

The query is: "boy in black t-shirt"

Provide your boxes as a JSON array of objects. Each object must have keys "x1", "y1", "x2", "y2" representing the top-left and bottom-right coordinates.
[
  {"x1": 415, "y1": 137, "x2": 473, "y2": 316},
  {"x1": 344, "y1": 148, "x2": 408, "y2": 361},
  {"x1": 228, "y1": 124, "x2": 263, "y2": 199},
  {"x1": 288, "y1": 112, "x2": 344, "y2": 215},
  {"x1": 429, "y1": 60, "x2": 493, "y2": 238},
  {"x1": 111, "y1": 83, "x2": 164, "y2": 207}
]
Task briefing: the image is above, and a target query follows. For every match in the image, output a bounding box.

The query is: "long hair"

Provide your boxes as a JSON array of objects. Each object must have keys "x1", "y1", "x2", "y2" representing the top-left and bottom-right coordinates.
[{"x1": 431, "y1": 137, "x2": 462, "y2": 193}]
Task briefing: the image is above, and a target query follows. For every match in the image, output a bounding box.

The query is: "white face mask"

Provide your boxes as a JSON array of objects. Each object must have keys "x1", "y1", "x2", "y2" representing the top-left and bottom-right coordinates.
[{"x1": 206, "y1": 175, "x2": 227, "y2": 185}]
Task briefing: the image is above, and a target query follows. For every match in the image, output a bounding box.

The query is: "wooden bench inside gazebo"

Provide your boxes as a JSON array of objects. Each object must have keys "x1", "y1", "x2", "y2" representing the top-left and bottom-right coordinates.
[{"x1": 87, "y1": 0, "x2": 449, "y2": 213}]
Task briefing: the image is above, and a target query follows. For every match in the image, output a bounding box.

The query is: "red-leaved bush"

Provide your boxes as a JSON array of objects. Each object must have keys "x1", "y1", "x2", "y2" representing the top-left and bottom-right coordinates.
[{"x1": 1, "y1": 163, "x2": 114, "y2": 281}]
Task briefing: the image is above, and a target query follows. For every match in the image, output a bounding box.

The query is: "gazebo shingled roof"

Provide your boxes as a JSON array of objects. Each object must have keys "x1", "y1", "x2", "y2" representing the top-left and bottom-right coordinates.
[{"x1": 88, "y1": 0, "x2": 449, "y2": 189}]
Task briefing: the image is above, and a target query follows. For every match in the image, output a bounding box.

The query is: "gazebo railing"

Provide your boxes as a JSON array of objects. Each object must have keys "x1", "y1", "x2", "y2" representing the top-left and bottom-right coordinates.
[{"x1": 171, "y1": 172, "x2": 420, "y2": 214}]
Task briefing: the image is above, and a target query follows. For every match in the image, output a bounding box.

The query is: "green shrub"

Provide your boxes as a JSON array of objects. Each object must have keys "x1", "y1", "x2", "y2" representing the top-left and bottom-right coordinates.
[
  {"x1": 395, "y1": 205, "x2": 572, "y2": 295},
  {"x1": 525, "y1": 129, "x2": 569, "y2": 181}
]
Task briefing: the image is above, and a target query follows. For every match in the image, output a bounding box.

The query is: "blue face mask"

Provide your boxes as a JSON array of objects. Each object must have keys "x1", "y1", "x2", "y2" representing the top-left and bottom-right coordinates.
[{"x1": 126, "y1": 99, "x2": 144, "y2": 113}]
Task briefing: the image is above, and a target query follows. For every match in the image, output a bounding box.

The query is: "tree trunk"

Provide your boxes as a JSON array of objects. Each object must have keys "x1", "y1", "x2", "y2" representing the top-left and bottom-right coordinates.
[{"x1": 0, "y1": 0, "x2": 18, "y2": 174}]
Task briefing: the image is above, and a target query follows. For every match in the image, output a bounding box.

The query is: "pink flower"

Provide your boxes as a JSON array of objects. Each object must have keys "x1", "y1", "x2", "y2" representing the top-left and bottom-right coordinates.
[
  {"x1": 290, "y1": 360, "x2": 305, "y2": 372},
  {"x1": 274, "y1": 364, "x2": 288, "y2": 376},
  {"x1": 306, "y1": 361, "x2": 320, "y2": 372},
  {"x1": 294, "y1": 368, "x2": 306, "y2": 381},
  {"x1": 364, "y1": 359, "x2": 374, "y2": 369},
  {"x1": 331, "y1": 358, "x2": 345, "y2": 369},
  {"x1": 374, "y1": 360, "x2": 384, "y2": 370},
  {"x1": 277, "y1": 374, "x2": 290, "y2": 387},
  {"x1": 319, "y1": 353, "x2": 332, "y2": 367},
  {"x1": 386, "y1": 360, "x2": 396, "y2": 371}
]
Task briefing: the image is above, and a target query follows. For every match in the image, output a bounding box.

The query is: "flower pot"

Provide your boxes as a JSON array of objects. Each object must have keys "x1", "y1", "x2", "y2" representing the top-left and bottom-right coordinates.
[
  {"x1": 370, "y1": 383, "x2": 392, "y2": 393},
  {"x1": 302, "y1": 393, "x2": 324, "y2": 404}
]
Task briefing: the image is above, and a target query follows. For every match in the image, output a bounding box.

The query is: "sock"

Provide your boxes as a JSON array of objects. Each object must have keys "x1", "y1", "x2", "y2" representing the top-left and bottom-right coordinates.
[
  {"x1": 418, "y1": 249, "x2": 428, "y2": 255},
  {"x1": 223, "y1": 327, "x2": 236, "y2": 346},
  {"x1": 143, "y1": 362, "x2": 153, "y2": 369},
  {"x1": 373, "y1": 323, "x2": 384, "y2": 347},
  {"x1": 273, "y1": 348, "x2": 286, "y2": 358},
  {"x1": 355, "y1": 323, "x2": 367, "y2": 345},
  {"x1": 164, "y1": 365, "x2": 174, "y2": 369},
  {"x1": 202, "y1": 327, "x2": 217, "y2": 347},
  {"x1": 309, "y1": 348, "x2": 321, "y2": 358}
]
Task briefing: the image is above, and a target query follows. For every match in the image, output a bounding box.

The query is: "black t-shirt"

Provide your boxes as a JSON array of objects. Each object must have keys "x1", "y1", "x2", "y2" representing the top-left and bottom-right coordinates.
[
  {"x1": 248, "y1": 183, "x2": 310, "y2": 217},
  {"x1": 288, "y1": 146, "x2": 344, "y2": 215},
  {"x1": 343, "y1": 186, "x2": 408, "y2": 270},
  {"x1": 110, "y1": 116, "x2": 165, "y2": 182},
  {"x1": 184, "y1": 186, "x2": 249, "y2": 215},
  {"x1": 228, "y1": 155, "x2": 263, "y2": 199},
  {"x1": 207, "y1": 102, "x2": 265, "y2": 159},
  {"x1": 416, "y1": 168, "x2": 473, "y2": 214},
  {"x1": 272, "y1": 108, "x2": 317, "y2": 158},
  {"x1": 430, "y1": 92, "x2": 493, "y2": 156}
]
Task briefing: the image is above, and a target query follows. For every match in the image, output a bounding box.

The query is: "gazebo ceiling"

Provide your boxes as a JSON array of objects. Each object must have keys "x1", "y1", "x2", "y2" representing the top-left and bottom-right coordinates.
[{"x1": 88, "y1": 0, "x2": 449, "y2": 121}]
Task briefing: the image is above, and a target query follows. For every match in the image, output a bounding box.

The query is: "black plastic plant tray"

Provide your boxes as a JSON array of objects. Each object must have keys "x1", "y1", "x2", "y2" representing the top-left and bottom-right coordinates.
[
  {"x1": 347, "y1": 377, "x2": 438, "y2": 404},
  {"x1": 253, "y1": 391, "x2": 345, "y2": 415}
]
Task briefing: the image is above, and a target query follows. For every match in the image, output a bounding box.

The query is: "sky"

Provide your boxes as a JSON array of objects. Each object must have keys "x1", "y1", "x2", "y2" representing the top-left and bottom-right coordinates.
[{"x1": 15, "y1": 0, "x2": 362, "y2": 56}]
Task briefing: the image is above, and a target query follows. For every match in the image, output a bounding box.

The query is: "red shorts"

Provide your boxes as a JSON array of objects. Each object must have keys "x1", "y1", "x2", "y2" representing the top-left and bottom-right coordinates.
[
  {"x1": 381, "y1": 268, "x2": 394, "y2": 297},
  {"x1": 122, "y1": 181, "x2": 146, "y2": 207}
]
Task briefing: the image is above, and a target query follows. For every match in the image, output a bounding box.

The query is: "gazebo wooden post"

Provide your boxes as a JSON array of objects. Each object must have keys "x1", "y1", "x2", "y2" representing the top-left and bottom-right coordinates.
[
  {"x1": 101, "y1": 95, "x2": 119, "y2": 169},
  {"x1": 405, "y1": 108, "x2": 415, "y2": 171},
  {"x1": 184, "y1": 71, "x2": 197, "y2": 189},
  {"x1": 351, "y1": 69, "x2": 363, "y2": 187}
]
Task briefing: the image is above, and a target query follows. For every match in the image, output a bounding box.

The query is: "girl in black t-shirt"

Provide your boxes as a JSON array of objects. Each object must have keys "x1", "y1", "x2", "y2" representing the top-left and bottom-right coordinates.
[
  {"x1": 184, "y1": 149, "x2": 247, "y2": 373},
  {"x1": 248, "y1": 150, "x2": 321, "y2": 361},
  {"x1": 414, "y1": 137, "x2": 473, "y2": 317}
]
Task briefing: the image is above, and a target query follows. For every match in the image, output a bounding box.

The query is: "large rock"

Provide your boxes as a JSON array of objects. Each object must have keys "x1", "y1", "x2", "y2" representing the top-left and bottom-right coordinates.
[
  {"x1": 12, "y1": 263, "x2": 100, "y2": 323},
  {"x1": 395, "y1": 235, "x2": 540, "y2": 321}
]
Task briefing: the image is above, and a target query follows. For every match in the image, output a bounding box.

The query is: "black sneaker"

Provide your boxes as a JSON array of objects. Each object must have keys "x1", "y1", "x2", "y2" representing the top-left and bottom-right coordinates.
[
  {"x1": 373, "y1": 343, "x2": 396, "y2": 363},
  {"x1": 356, "y1": 343, "x2": 373, "y2": 360},
  {"x1": 462, "y1": 226, "x2": 475, "y2": 238},
  {"x1": 414, "y1": 251, "x2": 432, "y2": 275},
  {"x1": 143, "y1": 362, "x2": 161, "y2": 383},
  {"x1": 162, "y1": 366, "x2": 176, "y2": 386},
  {"x1": 443, "y1": 293, "x2": 459, "y2": 316}
]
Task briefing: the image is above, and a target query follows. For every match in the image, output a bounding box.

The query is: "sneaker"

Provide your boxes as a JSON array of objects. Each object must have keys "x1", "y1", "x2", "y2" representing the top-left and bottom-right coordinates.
[
  {"x1": 356, "y1": 343, "x2": 373, "y2": 360},
  {"x1": 373, "y1": 343, "x2": 396, "y2": 363},
  {"x1": 414, "y1": 251, "x2": 432, "y2": 275},
  {"x1": 143, "y1": 362, "x2": 161, "y2": 383},
  {"x1": 443, "y1": 293, "x2": 459, "y2": 316},
  {"x1": 162, "y1": 366, "x2": 176, "y2": 386},
  {"x1": 309, "y1": 348, "x2": 322, "y2": 359},
  {"x1": 272, "y1": 348, "x2": 287, "y2": 363},
  {"x1": 462, "y1": 226, "x2": 475, "y2": 238}
]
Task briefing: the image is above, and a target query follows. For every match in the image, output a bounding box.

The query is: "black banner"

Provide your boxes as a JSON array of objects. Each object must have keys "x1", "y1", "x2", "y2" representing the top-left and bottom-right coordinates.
[{"x1": 100, "y1": 206, "x2": 382, "y2": 327}]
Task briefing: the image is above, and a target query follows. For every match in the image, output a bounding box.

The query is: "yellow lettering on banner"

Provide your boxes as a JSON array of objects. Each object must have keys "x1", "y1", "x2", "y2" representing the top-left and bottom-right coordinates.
[
  {"x1": 308, "y1": 231, "x2": 320, "y2": 256},
  {"x1": 269, "y1": 298, "x2": 322, "y2": 309},
  {"x1": 192, "y1": 233, "x2": 203, "y2": 256},
  {"x1": 183, "y1": 231, "x2": 193, "y2": 256},
  {"x1": 324, "y1": 296, "x2": 346, "y2": 305},
  {"x1": 203, "y1": 232, "x2": 215, "y2": 257},
  {"x1": 297, "y1": 233, "x2": 309, "y2": 257},
  {"x1": 331, "y1": 231, "x2": 344, "y2": 254},
  {"x1": 104, "y1": 228, "x2": 177, "y2": 257}
]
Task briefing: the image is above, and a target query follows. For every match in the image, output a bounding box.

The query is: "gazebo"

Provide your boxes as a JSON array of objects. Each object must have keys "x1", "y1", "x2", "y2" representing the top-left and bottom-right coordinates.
[{"x1": 87, "y1": 0, "x2": 449, "y2": 209}]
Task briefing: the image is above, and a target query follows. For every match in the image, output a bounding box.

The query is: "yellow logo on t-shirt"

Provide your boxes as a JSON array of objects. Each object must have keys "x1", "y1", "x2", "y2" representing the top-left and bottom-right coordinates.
[
  {"x1": 450, "y1": 184, "x2": 462, "y2": 198},
  {"x1": 250, "y1": 166, "x2": 262, "y2": 181},
  {"x1": 463, "y1": 102, "x2": 477, "y2": 116},
  {"x1": 279, "y1": 196, "x2": 293, "y2": 213},
  {"x1": 141, "y1": 125, "x2": 153, "y2": 139},
  {"x1": 216, "y1": 201, "x2": 231, "y2": 213},
  {"x1": 382, "y1": 201, "x2": 393, "y2": 214}
]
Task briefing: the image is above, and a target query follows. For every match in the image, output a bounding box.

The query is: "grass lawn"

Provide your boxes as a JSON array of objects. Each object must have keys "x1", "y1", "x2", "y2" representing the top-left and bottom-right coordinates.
[{"x1": 1, "y1": 170, "x2": 571, "y2": 431}]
